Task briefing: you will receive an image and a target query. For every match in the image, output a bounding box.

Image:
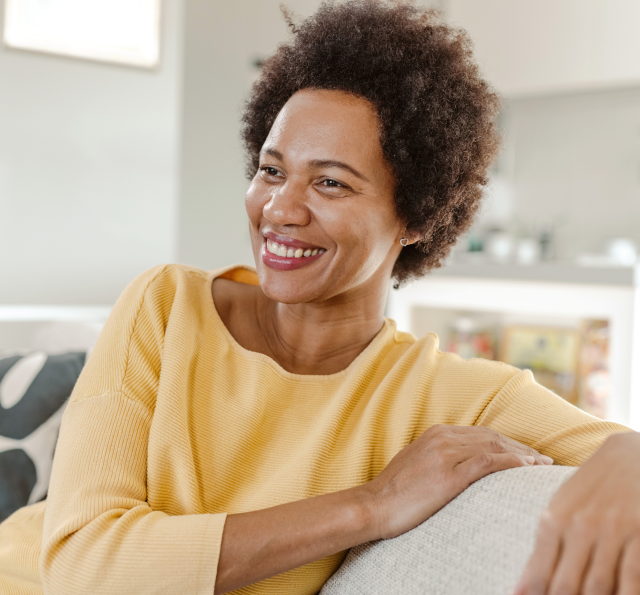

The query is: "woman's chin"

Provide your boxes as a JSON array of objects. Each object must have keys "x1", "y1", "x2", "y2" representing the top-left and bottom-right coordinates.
[
  {"x1": 254, "y1": 263, "x2": 326, "y2": 305},
  {"x1": 253, "y1": 248, "x2": 329, "y2": 303},
  {"x1": 257, "y1": 271, "x2": 321, "y2": 304}
]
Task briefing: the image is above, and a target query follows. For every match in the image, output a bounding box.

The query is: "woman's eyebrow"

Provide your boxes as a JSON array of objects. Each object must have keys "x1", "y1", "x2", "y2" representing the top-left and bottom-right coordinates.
[
  {"x1": 308, "y1": 159, "x2": 369, "y2": 183},
  {"x1": 261, "y1": 147, "x2": 369, "y2": 183},
  {"x1": 262, "y1": 147, "x2": 284, "y2": 160}
]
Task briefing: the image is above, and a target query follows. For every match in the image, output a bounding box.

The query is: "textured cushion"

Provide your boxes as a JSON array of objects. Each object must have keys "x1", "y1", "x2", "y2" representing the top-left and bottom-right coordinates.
[
  {"x1": 0, "y1": 351, "x2": 85, "y2": 522},
  {"x1": 321, "y1": 465, "x2": 576, "y2": 595}
]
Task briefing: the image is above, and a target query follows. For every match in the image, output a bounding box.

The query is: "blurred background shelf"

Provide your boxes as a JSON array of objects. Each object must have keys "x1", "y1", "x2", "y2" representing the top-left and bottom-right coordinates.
[{"x1": 387, "y1": 266, "x2": 640, "y2": 430}]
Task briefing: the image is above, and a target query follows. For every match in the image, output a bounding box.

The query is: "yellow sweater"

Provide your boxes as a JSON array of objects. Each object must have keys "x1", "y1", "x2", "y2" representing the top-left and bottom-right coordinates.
[{"x1": 0, "y1": 264, "x2": 628, "y2": 595}]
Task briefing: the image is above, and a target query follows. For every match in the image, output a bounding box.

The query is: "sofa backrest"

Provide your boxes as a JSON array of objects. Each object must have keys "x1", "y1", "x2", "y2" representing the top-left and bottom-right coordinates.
[{"x1": 321, "y1": 465, "x2": 576, "y2": 595}]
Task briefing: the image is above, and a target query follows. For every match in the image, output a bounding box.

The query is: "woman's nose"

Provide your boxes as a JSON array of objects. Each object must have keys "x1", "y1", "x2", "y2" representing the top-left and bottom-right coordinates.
[{"x1": 263, "y1": 181, "x2": 311, "y2": 227}]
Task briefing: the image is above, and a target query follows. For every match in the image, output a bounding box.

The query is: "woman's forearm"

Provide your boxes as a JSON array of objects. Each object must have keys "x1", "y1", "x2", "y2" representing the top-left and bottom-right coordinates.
[{"x1": 214, "y1": 485, "x2": 378, "y2": 594}]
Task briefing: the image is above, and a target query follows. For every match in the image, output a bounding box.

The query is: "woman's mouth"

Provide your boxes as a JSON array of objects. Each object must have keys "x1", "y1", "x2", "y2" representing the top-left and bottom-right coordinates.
[
  {"x1": 266, "y1": 239, "x2": 325, "y2": 259},
  {"x1": 261, "y1": 236, "x2": 326, "y2": 271}
]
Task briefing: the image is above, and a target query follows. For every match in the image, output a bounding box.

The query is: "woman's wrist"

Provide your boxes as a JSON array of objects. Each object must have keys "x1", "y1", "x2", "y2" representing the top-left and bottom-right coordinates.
[
  {"x1": 354, "y1": 479, "x2": 392, "y2": 543},
  {"x1": 351, "y1": 482, "x2": 386, "y2": 543}
]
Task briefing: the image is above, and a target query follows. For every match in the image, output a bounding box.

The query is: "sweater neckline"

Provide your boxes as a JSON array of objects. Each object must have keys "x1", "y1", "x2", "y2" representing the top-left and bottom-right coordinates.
[{"x1": 205, "y1": 265, "x2": 397, "y2": 382}]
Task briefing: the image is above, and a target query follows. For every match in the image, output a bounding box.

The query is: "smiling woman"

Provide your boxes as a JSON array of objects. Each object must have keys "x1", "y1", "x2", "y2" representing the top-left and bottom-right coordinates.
[
  {"x1": 0, "y1": 2, "x2": 638, "y2": 595},
  {"x1": 247, "y1": 90, "x2": 400, "y2": 304}
]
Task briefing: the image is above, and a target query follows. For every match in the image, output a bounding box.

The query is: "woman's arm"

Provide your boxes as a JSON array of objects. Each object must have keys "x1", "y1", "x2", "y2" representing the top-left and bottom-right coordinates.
[
  {"x1": 214, "y1": 424, "x2": 551, "y2": 594},
  {"x1": 474, "y1": 369, "x2": 630, "y2": 467},
  {"x1": 41, "y1": 267, "x2": 228, "y2": 595}
]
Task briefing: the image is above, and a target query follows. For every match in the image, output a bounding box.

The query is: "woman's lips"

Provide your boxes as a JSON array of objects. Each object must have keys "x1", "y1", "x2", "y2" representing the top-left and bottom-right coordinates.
[{"x1": 261, "y1": 238, "x2": 326, "y2": 271}]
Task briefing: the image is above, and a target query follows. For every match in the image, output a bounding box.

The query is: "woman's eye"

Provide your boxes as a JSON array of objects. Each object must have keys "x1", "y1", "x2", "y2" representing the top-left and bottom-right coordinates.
[
  {"x1": 261, "y1": 166, "x2": 280, "y2": 177},
  {"x1": 322, "y1": 179, "x2": 343, "y2": 188}
]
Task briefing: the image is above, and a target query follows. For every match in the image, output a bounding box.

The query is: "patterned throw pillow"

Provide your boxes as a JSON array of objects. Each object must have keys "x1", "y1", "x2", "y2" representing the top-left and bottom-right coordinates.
[{"x1": 0, "y1": 352, "x2": 85, "y2": 522}]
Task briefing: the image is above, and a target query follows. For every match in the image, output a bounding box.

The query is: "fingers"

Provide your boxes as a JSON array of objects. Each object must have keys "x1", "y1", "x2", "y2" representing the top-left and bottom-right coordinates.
[
  {"x1": 518, "y1": 519, "x2": 631, "y2": 595},
  {"x1": 429, "y1": 425, "x2": 554, "y2": 466},
  {"x1": 546, "y1": 527, "x2": 593, "y2": 595},
  {"x1": 517, "y1": 510, "x2": 561, "y2": 595},
  {"x1": 460, "y1": 435, "x2": 552, "y2": 467},
  {"x1": 453, "y1": 443, "x2": 537, "y2": 467},
  {"x1": 495, "y1": 433, "x2": 554, "y2": 466},
  {"x1": 583, "y1": 524, "x2": 623, "y2": 595},
  {"x1": 617, "y1": 536, "x2": 640, "y2": 595},
  {"x1": 456, "y1": 451, "x2": 535, "y2": 488}
]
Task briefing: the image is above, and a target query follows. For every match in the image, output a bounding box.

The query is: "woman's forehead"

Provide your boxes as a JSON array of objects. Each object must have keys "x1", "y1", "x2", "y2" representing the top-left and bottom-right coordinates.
[{"x1": 264, "y1": 89, "x2": 384, "y2": 166}]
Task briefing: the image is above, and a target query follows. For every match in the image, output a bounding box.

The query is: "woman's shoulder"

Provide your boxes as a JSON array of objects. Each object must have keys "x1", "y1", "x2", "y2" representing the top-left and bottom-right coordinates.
[
  {"x1": 401, "y1": 330, "x2": 521, "y2": 395},
  {"x1": 122, "y1": 263, "x2": 210, "y2": 294},
  {"x1": 119, "y1": 263, "x2": 252, "y2": 314},
  {"x1": 110, "y1": 262, "x2": 261, "y2": 346},
  {"x1": 70, "y1": 264, "x2": 233, "y2": 407},
  {"x1": 380, "y1": 330, "x2": 525, "y2": 427}
]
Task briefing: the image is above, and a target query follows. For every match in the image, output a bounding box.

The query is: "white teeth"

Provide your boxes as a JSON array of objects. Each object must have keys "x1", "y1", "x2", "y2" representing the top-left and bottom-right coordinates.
[{"x1": 265, "y1": 239, "x2": 324, "y2": 258}]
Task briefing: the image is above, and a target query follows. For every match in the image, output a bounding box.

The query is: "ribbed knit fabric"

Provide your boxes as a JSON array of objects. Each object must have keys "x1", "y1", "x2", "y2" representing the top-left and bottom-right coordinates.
[{"x1": 0, "y1": 264, "x2": 629, "y2": 595}]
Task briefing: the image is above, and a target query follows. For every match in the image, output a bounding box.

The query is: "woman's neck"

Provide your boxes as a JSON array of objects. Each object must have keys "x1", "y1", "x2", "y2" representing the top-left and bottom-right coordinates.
[
  {"x1": 213, "y1": 275, "x2": 389, "y2": 376},
  {"x1": 257, "y1": 283, "x2": 388, "y2": 375}
]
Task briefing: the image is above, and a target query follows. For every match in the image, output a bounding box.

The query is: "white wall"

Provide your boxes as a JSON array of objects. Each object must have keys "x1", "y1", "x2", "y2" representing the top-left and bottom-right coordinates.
[
  {"x1": 0, "y1": 0, "x2": 183, "y2": 305},
  {"x1": 500, "y1": 86, "x2": 640, "y2": 260},
  {"x1": 449, "y1": 0, "x2": 640, "y2": 97}
]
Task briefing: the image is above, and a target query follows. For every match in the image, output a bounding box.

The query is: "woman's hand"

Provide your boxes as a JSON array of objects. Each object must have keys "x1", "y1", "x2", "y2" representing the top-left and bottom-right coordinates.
[
  {"x1": 364, "y1": 424, "x2": 553, "y2": 540},
  {"x1": 515, "y1": 431, "x2": 640, "y2": 595}
]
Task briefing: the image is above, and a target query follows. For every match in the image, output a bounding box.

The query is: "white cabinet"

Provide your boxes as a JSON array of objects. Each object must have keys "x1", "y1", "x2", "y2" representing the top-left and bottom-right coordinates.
[{"x1": 448, "y1": 0, "x2": 640, "y2": 96}]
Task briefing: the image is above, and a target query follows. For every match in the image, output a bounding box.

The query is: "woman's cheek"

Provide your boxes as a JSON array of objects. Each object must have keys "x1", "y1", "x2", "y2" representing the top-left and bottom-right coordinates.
[
  {"x1": 245, "y1": 190, "x2": 271, "y2": 230},
  {"x1": 245, "y1": 184, "x2": 259, "y2": 216}
]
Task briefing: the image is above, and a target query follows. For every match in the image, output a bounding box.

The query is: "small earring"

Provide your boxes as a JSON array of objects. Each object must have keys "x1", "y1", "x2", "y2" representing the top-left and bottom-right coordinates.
[{"x1": 400, "y1": 238, "x2": 409, "y2": 247}]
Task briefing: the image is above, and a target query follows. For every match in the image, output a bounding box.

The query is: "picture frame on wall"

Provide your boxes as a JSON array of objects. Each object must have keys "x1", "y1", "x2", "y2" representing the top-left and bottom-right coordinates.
[{"x1": 3, "y1": 0, "x2": 161, "y2": 68}]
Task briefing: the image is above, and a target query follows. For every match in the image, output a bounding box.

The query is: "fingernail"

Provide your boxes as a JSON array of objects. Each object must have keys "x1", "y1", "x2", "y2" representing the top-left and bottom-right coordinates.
[
  {"x1": 524, "y1": 456, "x2": 535, "y2": 464},
  {"x1": 541, "y1": 455, "x2": 554, "y2": 465}
]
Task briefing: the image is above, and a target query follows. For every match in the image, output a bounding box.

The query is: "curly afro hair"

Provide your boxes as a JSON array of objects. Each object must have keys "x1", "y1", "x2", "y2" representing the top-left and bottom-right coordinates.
[{"x1": 242, "y1": 0, "x2": 501, "y2": 285}]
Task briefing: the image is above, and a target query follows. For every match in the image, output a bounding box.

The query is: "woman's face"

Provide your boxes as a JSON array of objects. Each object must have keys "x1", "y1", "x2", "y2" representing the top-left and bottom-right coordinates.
[{"x1": 246, "y1": 89, "x2": 404, "y2": 304}]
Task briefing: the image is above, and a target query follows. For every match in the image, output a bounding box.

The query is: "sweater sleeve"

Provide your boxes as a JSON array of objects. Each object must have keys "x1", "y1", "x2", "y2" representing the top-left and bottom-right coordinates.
[
  {"x1": 476, "y1": 368, "x2": 632, "y2": 466},
  {"x1": 40, "y1": 266, "x2": 227, "y2": 595}
]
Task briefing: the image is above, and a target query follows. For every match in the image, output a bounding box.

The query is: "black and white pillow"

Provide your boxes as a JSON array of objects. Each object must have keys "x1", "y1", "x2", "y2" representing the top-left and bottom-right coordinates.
[{"x1": 0, "y1": 351, "x2": 85, "y2": 522}]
